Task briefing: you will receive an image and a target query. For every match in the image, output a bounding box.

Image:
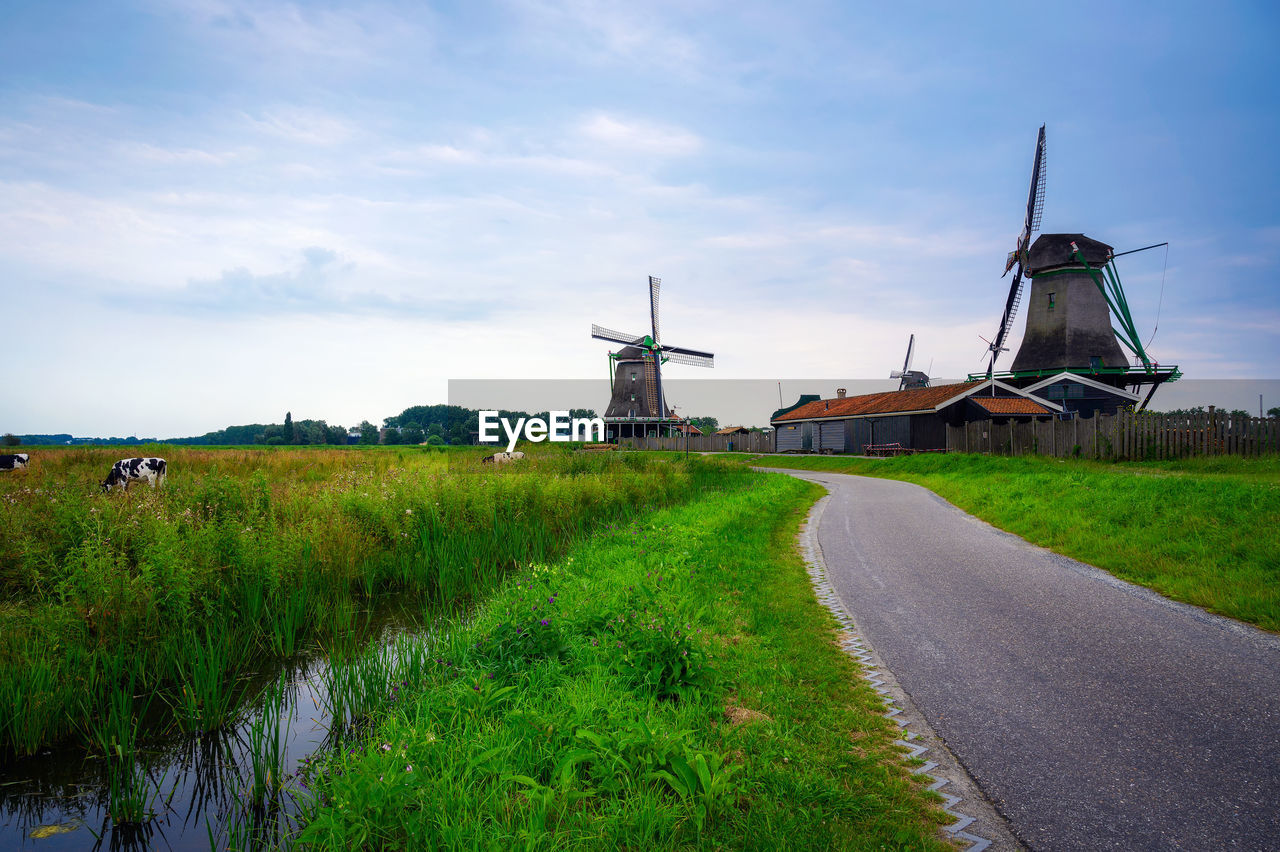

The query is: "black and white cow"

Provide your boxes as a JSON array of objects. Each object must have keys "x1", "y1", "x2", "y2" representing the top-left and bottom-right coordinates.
[
  {"x1": 101, "y1": 457, "x2": 167, "y2": 492},
  {"x1": 0, "y1": 453, "x2": 29, "y2": 471},
  {"x1": 481, "y1": 451, "x2": 526, "y2": 465}
]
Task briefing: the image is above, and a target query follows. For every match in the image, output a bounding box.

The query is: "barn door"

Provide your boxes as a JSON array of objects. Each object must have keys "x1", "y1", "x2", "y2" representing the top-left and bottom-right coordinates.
[{"x1": 802, "y1": 422, "x2": 813, "y2": 451}]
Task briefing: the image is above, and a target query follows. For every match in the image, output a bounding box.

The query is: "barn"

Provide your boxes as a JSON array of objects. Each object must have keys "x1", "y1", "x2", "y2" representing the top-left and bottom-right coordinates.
[{"x1": 771, "y1": 380, "x2": 1060, "y2": 454}]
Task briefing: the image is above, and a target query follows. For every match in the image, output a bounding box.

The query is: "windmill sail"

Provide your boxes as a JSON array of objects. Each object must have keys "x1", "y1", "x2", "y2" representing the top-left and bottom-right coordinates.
[{"x1": 988, "y1": 124, "x2": 1047, "y2": 378}]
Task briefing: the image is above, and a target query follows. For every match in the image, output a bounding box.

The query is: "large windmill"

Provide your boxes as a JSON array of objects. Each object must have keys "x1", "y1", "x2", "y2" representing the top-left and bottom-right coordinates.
[
  {"x1": 972, "y1": 125, "x2": 1180, "y2": 411},
  {"x1": 591, "y1": 276, "x2": 715, "y2": 439}
]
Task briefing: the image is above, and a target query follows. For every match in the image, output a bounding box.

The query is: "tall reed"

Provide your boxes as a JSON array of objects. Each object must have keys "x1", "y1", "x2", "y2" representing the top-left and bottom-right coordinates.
[{"x1": 0, "y1": 447, "x2": 730, "y2": 756}]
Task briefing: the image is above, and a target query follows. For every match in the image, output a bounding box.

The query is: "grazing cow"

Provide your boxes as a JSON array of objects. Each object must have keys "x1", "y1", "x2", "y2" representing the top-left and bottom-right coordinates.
[
  {"x1": 0, "y1": 453, "x2": 28, "y2": 471},
  {"x1": 481, "y1": 451, "x2": 526, "y2": 465},
  {"x1": 101, "y1": 457, "x2": 167, "y2": 492}
]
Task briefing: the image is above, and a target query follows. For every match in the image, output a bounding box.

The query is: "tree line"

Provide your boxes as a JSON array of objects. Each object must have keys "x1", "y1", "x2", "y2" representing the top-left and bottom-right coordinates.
[{"x1": 3, "y1": 408, "x2": 732, "y2": 448}]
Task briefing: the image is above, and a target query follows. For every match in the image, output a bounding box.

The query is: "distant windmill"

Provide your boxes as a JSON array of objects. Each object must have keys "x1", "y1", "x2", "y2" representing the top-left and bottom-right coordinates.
[
  {"x1": 889, "y1": 333, "x2": 930, "y2": 390},
  {"x1": 591, "y1": 277, "x2": 715, "y2": 439},
  {"x1": 984, "y1": 124, "x2": 1047, "y2": 378}
]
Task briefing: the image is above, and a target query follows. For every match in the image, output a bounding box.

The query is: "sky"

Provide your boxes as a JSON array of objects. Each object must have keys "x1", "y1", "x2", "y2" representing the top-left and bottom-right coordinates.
[{"x1": 3, "y1": 0, "x2": 1278, "y2": 436}]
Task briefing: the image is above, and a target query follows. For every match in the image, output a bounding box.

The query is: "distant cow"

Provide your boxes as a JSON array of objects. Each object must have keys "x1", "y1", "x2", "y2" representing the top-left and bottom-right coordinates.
[
  {"x1": 0, "y1": 453, "x2": 28, "y2": 471},
  {"x1": 481, "y1": 451, "x2": 527, "y2": 465},
  {"x1": 101, "y1": 457, "x2": 167, "y2": 492}
]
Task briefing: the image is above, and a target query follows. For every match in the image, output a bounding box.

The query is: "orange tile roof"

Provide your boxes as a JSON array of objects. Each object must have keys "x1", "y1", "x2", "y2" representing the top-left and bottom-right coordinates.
[
  {"x1": 772, "y1": 381, "x2": 984, "y2": 423},
  {"x1": 970, "y1": 396, "x2": 1053, "y2": 416}
]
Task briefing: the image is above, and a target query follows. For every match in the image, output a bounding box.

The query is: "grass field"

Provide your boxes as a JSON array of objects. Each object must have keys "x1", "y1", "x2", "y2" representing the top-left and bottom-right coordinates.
[
  {"x1": 294, "y1": 469, "x2": 952, "y2": 851},
  {"x1": 0, "y1": 446, "x2": 954, "y2": 848},
  {"x1": 0, "y1": 446, "x2": 722, "y2": 756},
  {"x1": 739, "y1": 452, "x2": 1280, "y2": 633}
]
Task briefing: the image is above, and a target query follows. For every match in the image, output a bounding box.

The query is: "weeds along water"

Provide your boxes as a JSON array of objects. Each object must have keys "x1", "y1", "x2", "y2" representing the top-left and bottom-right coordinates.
[{"x1": 0, "y1": 446, "x2": 748, "y2": 848}]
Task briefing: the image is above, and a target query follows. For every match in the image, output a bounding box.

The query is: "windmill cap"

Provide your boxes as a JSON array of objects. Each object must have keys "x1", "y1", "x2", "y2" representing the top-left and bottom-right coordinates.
[{"x1": 1027, "y1": 233, "x2": 1113, "y2": 275}]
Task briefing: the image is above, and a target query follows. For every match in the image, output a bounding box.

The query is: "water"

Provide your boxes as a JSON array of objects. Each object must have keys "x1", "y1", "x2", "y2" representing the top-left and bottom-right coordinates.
[{"x1": 0, "y1": 597, "x2": 440, "y2": 851}]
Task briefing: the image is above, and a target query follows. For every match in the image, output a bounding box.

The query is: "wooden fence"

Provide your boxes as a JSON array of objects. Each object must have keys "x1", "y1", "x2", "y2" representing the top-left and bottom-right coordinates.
[
  {"x1": 946, "y1": 408, "x2": 1280, "y2": 460},
  {"x1": 619, "y1": 432, "x2": 773, "y2": 454}
]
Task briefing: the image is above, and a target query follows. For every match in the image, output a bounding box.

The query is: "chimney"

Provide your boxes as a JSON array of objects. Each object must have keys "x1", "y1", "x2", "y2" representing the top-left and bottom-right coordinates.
[{"x1": 836, "y1": 388, "x2": 847, "y2": 398}]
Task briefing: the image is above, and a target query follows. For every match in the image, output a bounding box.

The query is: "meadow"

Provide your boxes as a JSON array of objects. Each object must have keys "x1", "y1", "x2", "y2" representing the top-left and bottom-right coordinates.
[
  {"x1": 0, "y1": 447, "x2": 954, "y2": 849},
  {"x1": 740, "y1": 452, "x2": 1280, "y2": 632},
  {"x1": 0, "y1": 445, "x2": 717, "y2": 758}
]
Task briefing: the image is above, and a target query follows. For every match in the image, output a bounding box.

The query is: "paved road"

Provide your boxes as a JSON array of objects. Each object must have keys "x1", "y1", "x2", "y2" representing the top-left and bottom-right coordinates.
[{"x1": 767, "y1": 469, "x2": 1280, "y2": 851}]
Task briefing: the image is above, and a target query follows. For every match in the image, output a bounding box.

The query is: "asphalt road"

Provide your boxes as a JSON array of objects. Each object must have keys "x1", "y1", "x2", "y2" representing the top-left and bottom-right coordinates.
[{"x1": 766, "y1": 469, "x2": 1280, "y2": 851}]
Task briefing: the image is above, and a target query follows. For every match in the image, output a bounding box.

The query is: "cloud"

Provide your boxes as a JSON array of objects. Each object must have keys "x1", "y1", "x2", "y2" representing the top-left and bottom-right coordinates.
[
  {"x1": 244, "y1": 107, "x2": 354, "y2": 146},
  {"x1": 579, "y1": 114, "x2": 702, "y2": 156},
  {"x1": 112, "y1": 248, "x2": 495, "y2": 321}
]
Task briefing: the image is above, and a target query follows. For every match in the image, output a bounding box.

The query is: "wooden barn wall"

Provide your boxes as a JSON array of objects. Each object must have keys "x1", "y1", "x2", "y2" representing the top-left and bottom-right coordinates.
[
  {"x1": 775, "y1": 424, "x2": 804, "y2": 452},
  {"x1": 870, "y1": 415, "x2": 912, "y2": 448},
  {"x1": 945, "y1": 409, "x2": 1280, "y2": 459},
  {"x1": 848, "y1": 419, "x2": 873, "y2": 454},
  {"x1": 818, "y1": 421, "x2": 845, "y2": 452},
  {"x1": 910, "y1": 415, "x2": 947, "y2": 451}
]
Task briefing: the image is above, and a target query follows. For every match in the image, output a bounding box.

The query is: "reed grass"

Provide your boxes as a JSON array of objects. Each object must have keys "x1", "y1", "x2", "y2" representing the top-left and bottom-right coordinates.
[{"x1": 0, "y1": 446, "x2": 727, "y2": 756}]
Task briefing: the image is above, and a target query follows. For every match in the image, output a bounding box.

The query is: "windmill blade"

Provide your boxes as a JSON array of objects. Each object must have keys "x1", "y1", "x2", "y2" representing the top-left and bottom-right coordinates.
[
  {"x1": 665, "y1": 351, "x2": 714, "y2": 368},
  {"x1": 988, "y1": 264, "x2": 1024, "y2": 373},
  {"x1": 649, "y1": 276, "x2": 661, "y2": 344},
  {"x1": 902, "y1": 333, "x2": 915, "y2": 373},
  {"x1": 591, "y1": 324, "x2": 647, "y2": 347},
  {"x1": 661, "y1": 344, "x2": 714, "y2": 359},
  {"x1": 1028, "y1": 124, "x2": 1047, "y2": 234},
  {"x1": 988, "y1": 125, "x2": 1046, "y2": 376}
]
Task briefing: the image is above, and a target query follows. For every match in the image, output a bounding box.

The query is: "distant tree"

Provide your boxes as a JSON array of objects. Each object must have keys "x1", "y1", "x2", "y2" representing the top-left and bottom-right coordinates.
[
  {"x1": 383, "y1": 427, "x2": 403, "y2": 445},
  {"x1": 427, "y1": 435, "x2": 445, "y2": 446},
  {"x1": 2, "y1": 433, "x2": 18, "y2": 447},
  {"x1": 357, "y1": 421, "x2": 379, "y2": 445},
  {"x1": 690, "y1": 416, "x2": 719, "y2": 434},
  {"x1": 284, "y1": 411, "x2": 294, "y2": 444},
  {"x1": 1269, "y1": 407, "x2": 1280, "y2": 419},
  {"x1": 327, "y1": 424, "x2": 348, "y2": 444},
  {"x1": 401, "y1": 423, "x2": 425, "y2": 444},
  {"x1": 1228, "y1": 409, "x2": 1251, "y2": 420}
]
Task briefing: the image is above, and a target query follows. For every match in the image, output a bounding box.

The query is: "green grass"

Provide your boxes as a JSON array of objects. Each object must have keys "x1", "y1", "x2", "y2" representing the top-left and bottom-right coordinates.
[
  {"x1": 0, "y1": 446, "x2": 725, "y2": 757},
  {"x1": 741, "y1": 452, "x2": 1280, "y2": 632},
  {"x1": 294, "y1": 470, "x2": 951, "y2": 850}
]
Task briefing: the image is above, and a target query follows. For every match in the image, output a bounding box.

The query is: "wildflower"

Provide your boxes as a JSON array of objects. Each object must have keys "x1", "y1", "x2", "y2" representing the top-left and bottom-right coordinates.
[
  {"x1": 405, "y1": 764, "x2": 414, "y2": 773},
  {"x1": 540, "y1": 619, "x2": 549, "y2": 626}
]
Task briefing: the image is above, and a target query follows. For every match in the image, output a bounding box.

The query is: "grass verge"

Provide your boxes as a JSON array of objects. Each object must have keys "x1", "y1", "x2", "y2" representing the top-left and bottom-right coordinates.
[
  {"x1": 295, "y1": 471, "x2": 951, "y2": 850},
  {"x1": 742, "y1": 452, "x2": 1280, "y2": 632}
]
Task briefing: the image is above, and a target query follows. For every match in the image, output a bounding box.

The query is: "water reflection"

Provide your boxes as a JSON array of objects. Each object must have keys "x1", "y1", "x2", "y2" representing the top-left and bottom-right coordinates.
[{"x1": 0, "y1": 596, "x2": 439, "y2": 851}]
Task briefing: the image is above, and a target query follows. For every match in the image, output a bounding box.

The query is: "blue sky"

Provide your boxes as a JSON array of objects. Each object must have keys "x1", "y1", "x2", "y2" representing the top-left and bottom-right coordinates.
[{"x1": 2, "y1": 1, "x2": 1278, "y2": 435}]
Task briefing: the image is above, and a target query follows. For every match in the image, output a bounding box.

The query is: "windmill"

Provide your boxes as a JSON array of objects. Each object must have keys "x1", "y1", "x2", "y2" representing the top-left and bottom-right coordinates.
[
  {"x1": 591, "y1": 277, "x2": 715, "y2": 439},
  {"x1": 984, "y1": 124, "x2": 1047, "y2": 378},
  {"x1": 889, "y1": 333, "x2": 930, "y2": 390},
  {"x1": 970, "y1": 125, "x2": 1180, "y2": 411}
]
